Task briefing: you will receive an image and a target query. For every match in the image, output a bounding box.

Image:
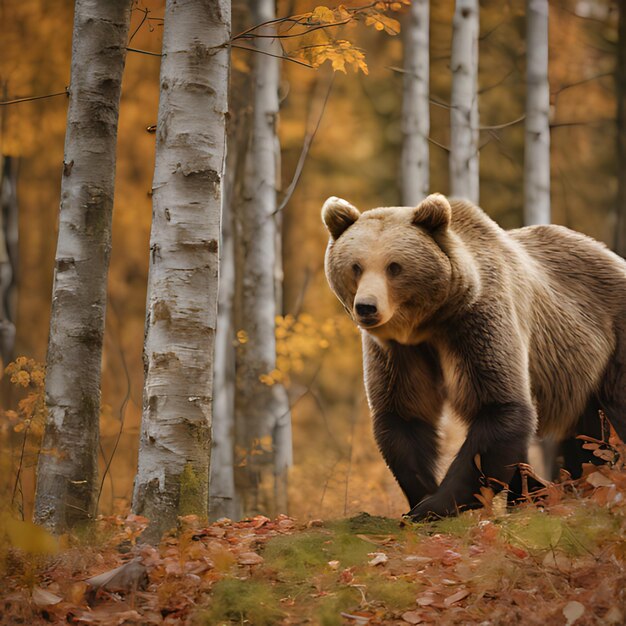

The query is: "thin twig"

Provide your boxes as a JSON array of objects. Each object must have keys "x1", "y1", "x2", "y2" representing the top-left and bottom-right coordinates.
[
  {"x1": 231, "y1": 44, "x2": 314, "y2": 69},
  {"x1": 275, "y1": 74, "x2": 335, "y2": 214},
  {"x1": 126, "y1": 46, "x2": 162, "y2": 57},
  {"x1": 129, "y1": 7, "x2": 149, "y2": 45},
  {"x1": 479, "y1": 114, "x2": 526, "y2": 130},
  {"x1": 97, "y1": 298, "x2": 132, "y2": 509},
  {"x1": 0, "y1": 90, "x2": 68, "y2": 106}
]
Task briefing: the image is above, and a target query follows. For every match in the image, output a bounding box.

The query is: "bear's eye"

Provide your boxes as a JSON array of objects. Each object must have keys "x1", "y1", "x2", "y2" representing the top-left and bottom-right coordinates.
[
  {"x1": 387, "y1": 262, "x2": 402, "y2": 277},
  {"x1": 352, "y1": 263, "x2": 362, "y2": 277}
]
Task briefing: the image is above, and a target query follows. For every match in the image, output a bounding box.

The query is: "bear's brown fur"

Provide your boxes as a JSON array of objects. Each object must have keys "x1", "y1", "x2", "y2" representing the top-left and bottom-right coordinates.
[{"x1": 322, "y1": 193, "x2": 626, "y2": 519}]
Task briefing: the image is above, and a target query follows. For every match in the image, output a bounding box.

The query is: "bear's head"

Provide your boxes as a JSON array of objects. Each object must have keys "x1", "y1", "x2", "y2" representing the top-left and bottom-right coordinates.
[{"x1": 322, "y1": 193, "x2": 453, "y2": 344}]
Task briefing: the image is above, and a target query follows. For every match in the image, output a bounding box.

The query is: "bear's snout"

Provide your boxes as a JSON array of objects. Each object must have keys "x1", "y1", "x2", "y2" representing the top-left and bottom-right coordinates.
[{"x1": 355, "y1": 299, "x2": 379, "y2": 326}]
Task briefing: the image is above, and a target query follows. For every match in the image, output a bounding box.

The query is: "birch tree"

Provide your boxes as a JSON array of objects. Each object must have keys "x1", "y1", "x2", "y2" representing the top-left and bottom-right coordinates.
[
  {"x1": 449, "y1": 0, "x2": 479, "y2": 203},
  {"x1": 401, "y1": 0, "x2": 430, "y2": 206},
  {"x1": 234, "y1": 0, "x2": 292, "y2": 518},
  {"x1": 33, "y1": 0, "x2": 132, "y2": 532},
  {"x1": 132, "y1": 0, "x2": 230, "y2": 536},
  {"x1": 617, "y1": 1, "x2": 626, "y2": 257},
  {"x1": 0, "y1": 156, "x2": 18, "y2": 366},
  {"x1": 524, "y1": 0, "x2": 551, "y2": 225}
]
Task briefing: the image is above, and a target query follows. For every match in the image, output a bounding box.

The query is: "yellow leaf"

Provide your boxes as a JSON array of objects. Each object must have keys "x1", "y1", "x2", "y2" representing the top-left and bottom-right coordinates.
[
  {"x1": 236, "y1": 330, "x2": 248, "y2": 344},
  {"x1": 311, "y1": 6, "x2": 336, "y2": 23},
  {"x1": 2, "y1": 516, "x2": 59, "y2": 554}
]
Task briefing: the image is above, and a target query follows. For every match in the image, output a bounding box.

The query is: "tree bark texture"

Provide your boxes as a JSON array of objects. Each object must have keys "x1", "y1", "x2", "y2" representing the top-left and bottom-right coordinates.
[
  {"x1": 0, "y1": 156, "x2": 18, "y2": 366},
  {"x1": 234, "y1": 0, "x2": 292, "y2": 518},
  {"x1": 449, "y1": 0, "x2": 479, "y2": 204},
  {"x1": 132, "y1": 0, "x2": 230, "y2": 537},
  {"x1": 524, "y1": 0, "x2": 551, "y2": 225},
  {"x1": 209, "y1": 118, "x2": 239, "y2": 522},
  {"x1": 616, "y1": 1, "x2": 626, "y2": 256},
  {"x1": 33, "y1": 0, "x2": 131, "y2": 532},
  {"x1": 401, "y1": 0, "x2": 430, "y2": 206}
]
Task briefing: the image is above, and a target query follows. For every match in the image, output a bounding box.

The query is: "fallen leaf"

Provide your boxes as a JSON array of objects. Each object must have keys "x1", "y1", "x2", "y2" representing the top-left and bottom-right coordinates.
[
  {"x1": 31, "y1": 587, "x2": 62, "y2": 607},
  {"x1": 416, "y1": 592, "x2": 436, "y2": 607},
  {"x1": 86, "y1": 558, "x2": 148, "y2": 593},
  {"x1": 237, "y1": 551, "x2": 264, "y2": 566},
  {"x1": 367, "y1": 552, "x2": 388, "y2": 566},
  {"x1": 444, "y1": 589, "x2": 469, "y2": 607},
  {"x1": 328, "y1": 560, "x2": 340, "y2": 570},
  {"x1": 563, "y1": 600, "x2": 585, "y2": 625},
  {"x1": 401, "y1": 610, "x2": 423, "y2": 624}
]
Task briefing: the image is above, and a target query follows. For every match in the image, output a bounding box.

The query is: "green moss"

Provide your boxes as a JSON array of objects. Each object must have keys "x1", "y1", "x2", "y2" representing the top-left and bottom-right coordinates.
[
  {"x1": 263, "y1": 515, "x2": 403, "y2": 584},
  {"x1": 263, "y1": 530, "x2": 330, "y2": 582},
  {"x1": 427, "y1": 512, "x2": 477, "y2": 538},
  {"x1": 362, "y1": 575, "x2": 416, "y2": 609},
  {"x1": 196, "y1": 578, "x2": 282, "y2": 626},
  {"x1": 314, "y1": 587, "x2": 362, "y2": 626},
  {"x1": 340, "y1": 512, "x2": 402, "y2": 535},
  {"x1": 179, "y1": 463, "x2": 206, "y2": 517}
]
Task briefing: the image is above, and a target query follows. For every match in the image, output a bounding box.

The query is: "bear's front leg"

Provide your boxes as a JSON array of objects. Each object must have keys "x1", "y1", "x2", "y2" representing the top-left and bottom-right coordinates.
[{"x1": 408, "y1": 401, "x2": 534, "y2": 520}]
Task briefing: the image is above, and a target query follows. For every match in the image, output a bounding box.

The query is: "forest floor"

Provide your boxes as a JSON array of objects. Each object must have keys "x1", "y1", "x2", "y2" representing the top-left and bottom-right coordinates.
[{"x1": 2, "y1": 446, "x2": 626, "y2": 625}]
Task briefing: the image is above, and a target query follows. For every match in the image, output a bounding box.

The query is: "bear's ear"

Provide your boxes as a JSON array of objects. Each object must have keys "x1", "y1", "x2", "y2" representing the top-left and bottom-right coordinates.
[
  {"x1": 322, "y1": 197, "x2": 361, "y2": 240},
  {"x1": 412, "y1": 193, "x2": 451, "y2": 232}
]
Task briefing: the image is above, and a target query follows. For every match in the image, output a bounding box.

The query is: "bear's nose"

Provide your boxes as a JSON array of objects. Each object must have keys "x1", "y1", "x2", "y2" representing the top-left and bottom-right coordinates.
[{"x1": 355, "y1": 301, "x2": 378, "y2": 320}]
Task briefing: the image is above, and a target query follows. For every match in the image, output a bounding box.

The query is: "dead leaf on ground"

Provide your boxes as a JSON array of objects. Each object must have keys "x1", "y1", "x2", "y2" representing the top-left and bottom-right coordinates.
[
  {"x1": 85, "y1": 558, "x2": 148, "y2": 594},
  {"x1": 237, "y1": 551, "x2": 264, "y2": 566},
  {"x1": 367, "y1": 552, "x2": 388, "y2": 566},
  {"x1": 31, "y1": 586, "x2": 62, "y2": 607},
  {"x1": 401, "y1": 610, "x2": 423, "y2": 624}
]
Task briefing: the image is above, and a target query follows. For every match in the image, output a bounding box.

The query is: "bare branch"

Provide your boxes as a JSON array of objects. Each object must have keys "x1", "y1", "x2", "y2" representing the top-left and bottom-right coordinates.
[
  {"x1": 275, "y1": 74, "x2": 335, "y2": 214},
  {"x1": 0, "y1": 89, "x2": 68, "y2": 106}
]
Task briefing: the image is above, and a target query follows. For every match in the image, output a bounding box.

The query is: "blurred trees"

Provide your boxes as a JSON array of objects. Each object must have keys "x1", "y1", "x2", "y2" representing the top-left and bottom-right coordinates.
[
  {"x1": 0, "y1": 156, "x2": 18, "y2": 366},
  {"x1": 449, "y1": 0, "x2": 479, "y2": 203},
  {"x1": 401, "y1": 0, "x2": 430, "y2": 204},
  {"x1": 33, "y1": 0, "x2": 132, "y2": 532},
  {"x1": 524, "y1": 0, "x2": 551, "y2": 224},
  {"x1": 233, "y1": 0, "x2": 292, "y2": 519},
  {"x1": 0, "y1": 0, "x2": 624, "y2": 525},
  {"x1": 132, "y1": 0, "x2": 230, "y2": 538}
]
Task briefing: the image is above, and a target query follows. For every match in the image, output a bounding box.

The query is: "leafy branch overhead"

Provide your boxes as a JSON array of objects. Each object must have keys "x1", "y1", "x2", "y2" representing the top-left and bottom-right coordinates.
[{"x1": 234, "y1": 2, "x2": 409, "y2": 74}]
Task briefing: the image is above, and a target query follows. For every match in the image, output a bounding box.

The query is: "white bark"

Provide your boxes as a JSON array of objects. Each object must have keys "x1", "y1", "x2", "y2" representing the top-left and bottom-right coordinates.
[
  {"x1": 234, "y1": 0, "x2": 292, "y2": 518},
  {"x1": 33, "y1": 0, "x2": 132, "y2": 532},
  {"x1": 449, "y1": 0, "x2": 479, "y2": 204},
  {"x1": 401, "y1": 0, "x2": 430, "y2": 206},
  {"x1": 524, "y1": 0, "x2": 551, "y2": 225},
  {"x1": 132, "y1": 0, "x2": 230, "y2": 537},
  {"x1": 209, "y1": 135, "x2": 237, "y2": 522},
  {"x1": 0, "y1": 156, "x2": 18, "y2": 365}
]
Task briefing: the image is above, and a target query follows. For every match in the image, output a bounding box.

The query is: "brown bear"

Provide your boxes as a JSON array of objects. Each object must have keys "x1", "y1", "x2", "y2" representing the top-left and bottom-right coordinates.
[{"x1": 321, "y1": 193, "x2": 626, "y2": 520}]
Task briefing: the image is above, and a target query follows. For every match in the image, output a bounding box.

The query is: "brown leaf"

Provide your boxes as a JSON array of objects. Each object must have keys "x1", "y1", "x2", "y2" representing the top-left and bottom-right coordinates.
[
  {"x1": 401, "y1": 610, "x2": 423, "y2": 624},
  {"x1": 444, "y1": 589, "x2": 469, "y2": 607},
  {"x1": 85, "y1": 558, "x2": 148, "y2": 593},
  {"x1": 31, "y1": 587, "x2": 62, "y2": 607},
  {"x1": 237, "y1": 551, "x2": 264, "y2": 566}
]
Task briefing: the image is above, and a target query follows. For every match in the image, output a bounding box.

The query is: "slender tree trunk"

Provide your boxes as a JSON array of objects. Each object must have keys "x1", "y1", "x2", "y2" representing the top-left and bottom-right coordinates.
[
  {"x1": 616, "y1": 1, "x2": 626, "y2": 256},
  {"x1": 234, "y1": 0, "x2": 292, "y2": 518},
  {"x1": 524, "y1": 0, "x2": 551, "y2": 225},
  {"x1": 0, "y1": 155, "x2": 18, "y2": 366},
  {"x1": 33, "y1": 0, "x2": 131, "y2": 532},
  {"x1": 209, "y1": 125, "x2": 238, "y2": 522},
  {"x1": 132, "y1": 0, "x2": 230, "y2": 538},
  {"x1": 449, "y1": 0, "x2": 479, "y2": 203},
  {"x1": 401, "y1": 0, "x2": 430, "y2": 206}
]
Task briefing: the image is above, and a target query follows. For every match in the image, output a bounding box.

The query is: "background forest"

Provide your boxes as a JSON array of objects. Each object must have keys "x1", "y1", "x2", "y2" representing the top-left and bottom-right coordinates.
[{"x1": 0, "y1": 0, "x2": 621, "y2": 525}]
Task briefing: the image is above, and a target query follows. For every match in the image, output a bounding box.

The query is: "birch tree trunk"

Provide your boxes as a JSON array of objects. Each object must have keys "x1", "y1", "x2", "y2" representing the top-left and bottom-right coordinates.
[
  {"x1": 524, "y1": 0, "x2": 551, "y2": 225},
  {"x1": 449, "y1": 0, "x2": 479, "y2": 204},
  {"x1": 0, "y1": 155, "x2": 18, "y2": 366},
  {"x1": 234, "y1": 0, "x2": 292, "y2": 518},
  {"x1": 33, "y1": 0, "x2": 131, "y2": 532},
  {"x1": 401, "y1": 0, "x2": 430, "y2": 206},
  {"x1": 132, "y1": 0, "x2": 230, "y2": 537},
  {"x1": 616, "y1": 1, "x2": 626, "y2": 257},
  {"x1": 209, "y1": 129, "x2": 238, "y2": 522}
]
